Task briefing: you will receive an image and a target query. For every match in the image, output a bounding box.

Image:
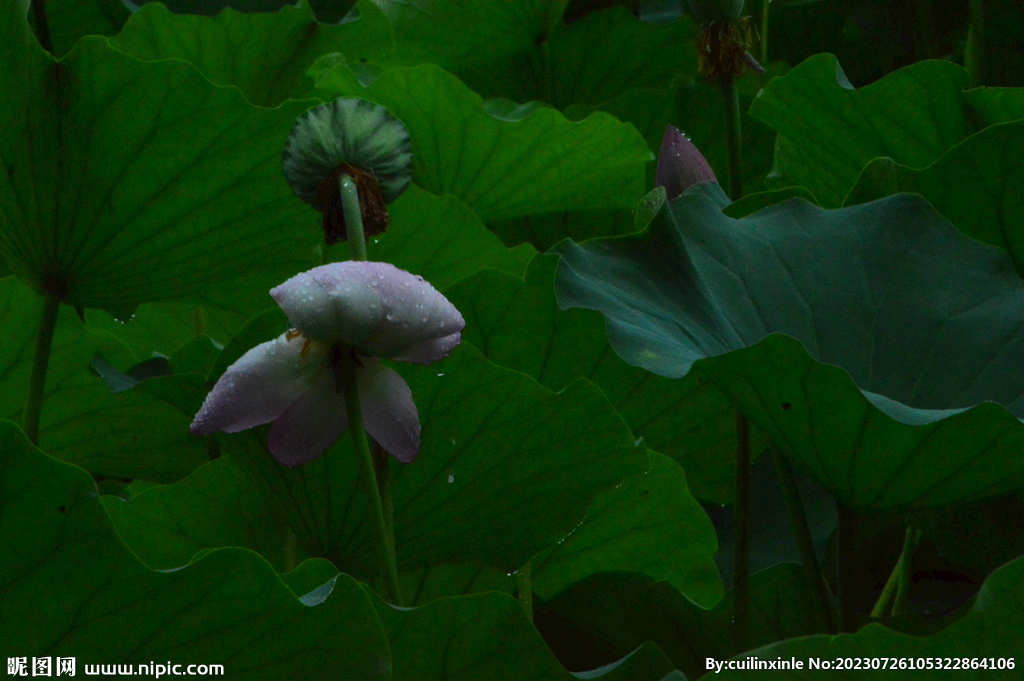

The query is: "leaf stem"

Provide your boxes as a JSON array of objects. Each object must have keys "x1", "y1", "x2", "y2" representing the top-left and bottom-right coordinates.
[
  {"x1": 733, "y1": 412, "x2": 751, "y2": 651},
  {"x1": 770, "y1": 446, "x2": 836, "y2": 633},
  {"x1": 339, "y1": 175, "x2": 367, "y2": 262},
  {"x1": 836, "y1": 505, "x2": 858, "y2": 632},
  {"x1": 31, "y1": 0, "x2": 53, "y2": 53},
  {"x1": 516, "y1": 561, "x2": 533, "y2": 622},
  {"x1": 720, "y1": 75, "x2": 744, "y2": 201},
  {"x1": 23, "y1": 292, "x2": 60, "y2": 446}
]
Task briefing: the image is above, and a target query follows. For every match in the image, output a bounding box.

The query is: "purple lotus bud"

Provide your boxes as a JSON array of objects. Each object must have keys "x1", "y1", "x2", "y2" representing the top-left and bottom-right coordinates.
[{"x1": 656, "y1": 125, "x2": 717, "y2": 201}]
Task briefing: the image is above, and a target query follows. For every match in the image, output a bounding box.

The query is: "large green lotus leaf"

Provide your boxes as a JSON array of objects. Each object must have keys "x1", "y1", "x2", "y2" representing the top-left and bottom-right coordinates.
[
  {"x1": 964, "y1": 87, "x2": 1024, "y2": 127},
  {"x1": 749, "y1": 54, "x2": 971, "y2": 207},
  {"x1": 313, "y1": 61, "x2": 651, "y2": 227},
  {"x1": 555, "y1": 184, "x2": 1024, "y2": 510},
  {"x1": 221, "y1": 342, "x2": 644, "y2": 577},
  {"x1": 536, "y1": 564, "x2": 830, "y2": 679},
  {"x1": 372, "y1": 2, "x2": 696, "y2": 110},
  {"x1": 0, "y1": 29, "x2": 319, "y2": 320},
  {"x1": 0, "y1": 277, "x2": 210, "y2": 481},
  {"x1": 399, "y1": 562, "x2": 515, "y2": 607},
  {"x1": 104, "y1": 456, "x2": 298, "y2": 571},
  {"x1": 369, "y1": 0, "x2": 558, "y2": 86},
  {"x1": 714, "y1": 555, "x2": 1024, "y2": 679},
  {"x1": 33, "y1": 0, "x2": 130, "y2": 56},
  {"x1": 105, "y1": 450, "x2": 519, "y2": 602},
  {"x1": 110, "y1": 0, "x2": 391, "y2": 107},
  {"x1": 443, "y1": 255, "x2": 766, "y2": 505},
  {"x1": 131, "y1": 0, "x2": 358, "y2": 21},
  {"x1": 531, "y1": 450, "x2": 723, "y2": 609},
  {"x1": 365, "y1": 587, "x2": 676, "y2": 681},
  {"x1": 845, "y1": 120, "x2": 1024, "y2": 276},
  {"x1": 0, "y1": 420, "x2": 391, "y2": 679},
  {"x1": 326, "y1": 185, "x2": 535, "y2": 289},
  {"x1": 542, "y1": 6, "x2": 697, "y2": 109}
]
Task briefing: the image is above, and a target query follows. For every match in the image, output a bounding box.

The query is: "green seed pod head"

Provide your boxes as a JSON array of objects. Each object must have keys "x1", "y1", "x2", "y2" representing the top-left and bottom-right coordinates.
[
  {"x1": 684, "y1": 0, "x2": 744, "y2": 23},
  {"x1": 282, "y1": 97, "x2": 413, "y2": 209}
]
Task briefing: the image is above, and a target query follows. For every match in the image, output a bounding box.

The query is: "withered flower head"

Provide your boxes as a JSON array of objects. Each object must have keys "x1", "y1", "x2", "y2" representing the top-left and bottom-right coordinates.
[{"x1": 283, "y1": 98, "x2": 413, "y2": 245}]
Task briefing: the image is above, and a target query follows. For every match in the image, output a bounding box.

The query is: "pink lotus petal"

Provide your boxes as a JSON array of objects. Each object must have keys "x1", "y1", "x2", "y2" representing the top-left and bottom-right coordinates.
[
  {"x1": 190, "y1": 333, "x2": 327, "y2": 436},
  {"x1": 357, "y1": 357, "x2": 420, "y2": 463},
  {"x1": 271, "y1": 263, "x2": 386, "y2": 347},
  {"x1": 357, "y1": 265, "x2": 464, "y2": 360},
  {"x1": 272, "y1": 261, "x2": 464, "y2": 362},
  {"x1": 656, "y1": 125, "x2": 717, "y2": 201},
  {"x1": 390, "y1": 331, "x2": 462, "y2": 365},
  {"x1": 267, "y1": 366, "x2": 347, "y2": 467}
]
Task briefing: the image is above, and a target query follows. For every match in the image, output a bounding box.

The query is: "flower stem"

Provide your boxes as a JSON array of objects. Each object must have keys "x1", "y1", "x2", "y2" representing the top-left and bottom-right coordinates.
[
  {"x1": 339, "y1": 175, "x2": 367, "y2": 262},
  {"x1": 732, "y1": 412, "x2": 751, "y2": 651},
  {"x1": 337, "y1": 174, "x2": 399, "y2": 602},
  {"x1": 342, "y1": 370, "x2": 403, "y2": 606},
  {"x1": 720, "y1": 75, "x2": 744, "y2": 201},
  {"x1": 516, "y1": 561, "x2": 533, "y2": 622},
  {"x1": 23, "y1": 292, "x2": 60, "y2": 446},
  {"x1": 871, "y1": 524, "x2": 922, "y2": 618},
  {"x1": 770, "y1": 445, "x2": 836, "y2": 633}
]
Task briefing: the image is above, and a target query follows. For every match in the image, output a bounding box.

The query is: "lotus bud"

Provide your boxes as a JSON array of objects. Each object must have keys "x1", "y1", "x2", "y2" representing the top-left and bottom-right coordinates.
[{"x1": 656, "y1": 125, "x2": 717, "y2": 201}]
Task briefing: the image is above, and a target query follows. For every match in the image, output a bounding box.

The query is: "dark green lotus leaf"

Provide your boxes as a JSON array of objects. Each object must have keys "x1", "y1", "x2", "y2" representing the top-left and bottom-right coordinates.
[
  {"x1": 536, "y1": 564, "x2": 831, "y2": 679},
  {"x1": 0, "y1": 24, "x2": 319, "y2": 320},
  {"x1": 749, "y1": 54, "x2": 971, "y2": 207},
  {"x1": 34, "y1": 0, "x2": 130, "y2": 56},
  {"x1": 104, "y1": 455, "x2": 298, "y2": 571},
  {"x1": 313, "y1": 61, "x2": 651, "y2": 227},
  {"x1": 845, "y1": 120, "x2": 1024, "y2": 275},
  {"x1": 279, "y1": 557, "x2": 340, "y2": 599},
  {"x1": 221, "y1": 342, "x2": 643, "y2": 578},
  {"x1": 369, "y1": 1, "x2": 697, "y2": 109},
  {"x1": 111, "y1": 0, "x2": 391, "y2": 107},
  {"x1": 0, "y1": 421, "x2": 391, "y2": 679},
  {"x1": 327, "y1": 185, "x2": 534, "y2": 289},
  {"x1": 399, "y1": 562, "x2": 515, "y2": 607},
  {"x1": 712, "y1": 555, "x2": 1024, "y2": 679},
  {"x1": 83, "y1": 297, "x2": 253, "y2": 362},
  {"x1": 723, "y1": 186, "x2": 821, "y2": 219},
  {"x1": 106, "y1": 449, "x2": 519, "y2": 603},
  {"x1": 364, "y1": 587, "x2": 676, "y2": 680},
  {"x1": 542, "y1": 6, "x2": 697, "y2": 109},
  {"x1": 444, "y1": 255, "x2": 767, "y2": 505},
  {"x1": 0, "y1": 277, "x2": 210, "y2": 482},
  {"x1": 531, "y1": 450, "x2": 723, "y2": 609},
  {"x1": 555, "y1": 184, "x2": 1024, "y2": 509},
  {"x1": 964, "y1": 86, "x2": 1024, "y2": 127}
]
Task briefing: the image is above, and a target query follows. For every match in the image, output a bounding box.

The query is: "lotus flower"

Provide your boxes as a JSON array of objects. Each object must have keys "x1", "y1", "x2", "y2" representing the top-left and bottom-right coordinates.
[{"x1": 190, "y1": 262, "x2": 464, "y2": 467}]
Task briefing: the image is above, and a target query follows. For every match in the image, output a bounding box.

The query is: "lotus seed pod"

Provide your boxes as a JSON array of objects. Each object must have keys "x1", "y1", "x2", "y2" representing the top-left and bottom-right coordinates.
[{"x1": 282, "y1": 98, "x2": 413, "y2": 245}]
